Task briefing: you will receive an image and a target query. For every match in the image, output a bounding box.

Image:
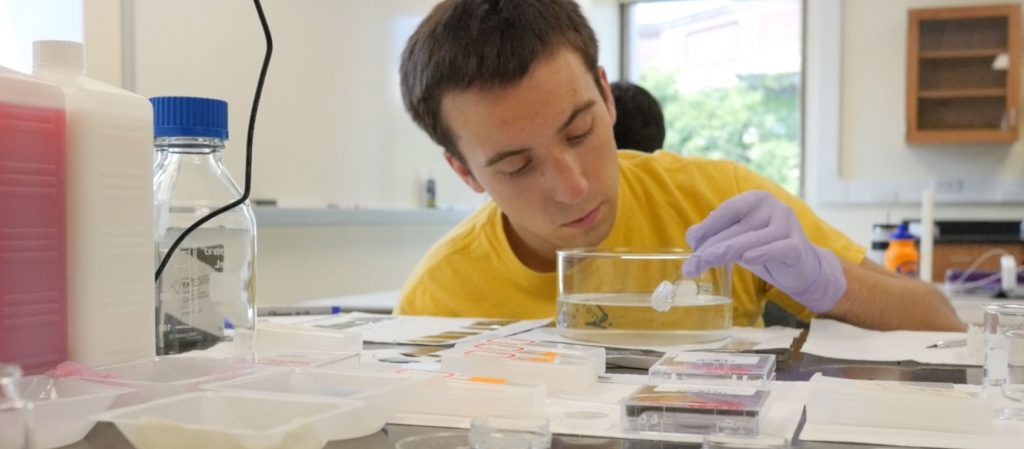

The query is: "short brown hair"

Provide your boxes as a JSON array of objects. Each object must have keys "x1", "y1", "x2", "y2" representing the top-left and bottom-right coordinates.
[{"x1": 400, "y1": 0, "x2": 600, "y2": 162}]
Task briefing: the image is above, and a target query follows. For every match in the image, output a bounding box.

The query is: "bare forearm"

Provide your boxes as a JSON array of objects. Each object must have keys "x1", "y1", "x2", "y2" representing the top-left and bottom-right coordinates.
[{"x1": 822, "y1": 258, "x2": 966, "y2": 331}]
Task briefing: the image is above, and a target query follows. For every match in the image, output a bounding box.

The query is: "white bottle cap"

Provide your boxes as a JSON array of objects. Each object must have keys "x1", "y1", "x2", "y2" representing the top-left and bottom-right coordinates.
[{"x1": 33, "y1": 40, "x2": 84, "y2": 72}]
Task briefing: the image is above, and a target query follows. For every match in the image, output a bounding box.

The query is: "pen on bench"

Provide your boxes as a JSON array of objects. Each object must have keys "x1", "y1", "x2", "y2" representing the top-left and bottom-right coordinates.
[
  {"x1": 257, "y1": 305, "x2": 343, "y2": 316},
  {"x1": 925, "y1": 339, "x2": 966, "y2": 349}
]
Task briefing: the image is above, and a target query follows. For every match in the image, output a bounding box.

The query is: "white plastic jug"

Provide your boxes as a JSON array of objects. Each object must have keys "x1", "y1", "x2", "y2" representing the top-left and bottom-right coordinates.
[
  {"x1": 0, "y1": 65, "x2": 67, "y2": 374},
  {"x1": 33, "y1": 40, "x2": 155, "y2": 367}
]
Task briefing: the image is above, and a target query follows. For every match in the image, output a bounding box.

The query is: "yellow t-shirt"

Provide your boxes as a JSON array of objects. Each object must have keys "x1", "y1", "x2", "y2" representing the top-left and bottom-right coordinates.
[{"x1": 396, "y1": 151, "x2": 865, "y2": 326}]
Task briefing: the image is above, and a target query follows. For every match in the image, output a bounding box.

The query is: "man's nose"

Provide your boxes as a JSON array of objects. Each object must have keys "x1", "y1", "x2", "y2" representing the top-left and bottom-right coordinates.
[{"x1": 549, "y1": 151, "x2": 588, "y2": 204}]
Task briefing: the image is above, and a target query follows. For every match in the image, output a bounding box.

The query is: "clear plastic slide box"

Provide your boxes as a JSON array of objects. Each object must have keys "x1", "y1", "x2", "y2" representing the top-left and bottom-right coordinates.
[
  {"x1": 439, "y1": 337, "x2": 605, "y2": 394},
  {"x1": 621, "y1": 384, "x2": 769, "y2": 436},
  {"x1": 649, "y1": 351, "x2": 775, "y2": 389},
  {"x1": 392, "y1": 367, "x2": 547, "y2": 417}
]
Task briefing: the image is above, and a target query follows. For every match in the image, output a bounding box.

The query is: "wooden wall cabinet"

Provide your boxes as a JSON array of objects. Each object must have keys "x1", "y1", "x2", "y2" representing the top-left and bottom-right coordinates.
[{"x1": 907, "y1": 4, "x2": 1021, "y2": 144}]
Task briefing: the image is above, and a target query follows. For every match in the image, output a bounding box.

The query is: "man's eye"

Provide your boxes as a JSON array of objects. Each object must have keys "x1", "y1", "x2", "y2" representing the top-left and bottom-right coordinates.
[
  {"x1": 568, "y1": 123, "x2": 594, "y2": 145},
  {"x1": 506, "y1": 160, "x2": 532, "y2": 177}
]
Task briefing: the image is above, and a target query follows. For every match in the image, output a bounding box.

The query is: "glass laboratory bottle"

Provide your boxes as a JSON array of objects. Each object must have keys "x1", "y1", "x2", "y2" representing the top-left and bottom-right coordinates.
[
  {"x1": 152, "y1": 96, "x2": 256, "y2": 357},
  {"x1": 884, "y1": 223, "x2": 919, "y2": 278}
]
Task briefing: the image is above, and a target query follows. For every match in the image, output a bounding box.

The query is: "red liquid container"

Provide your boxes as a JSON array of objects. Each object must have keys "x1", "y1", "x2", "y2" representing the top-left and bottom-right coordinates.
[{"x1": 0, "y1": 66, "x2": 67, "y2": 374}]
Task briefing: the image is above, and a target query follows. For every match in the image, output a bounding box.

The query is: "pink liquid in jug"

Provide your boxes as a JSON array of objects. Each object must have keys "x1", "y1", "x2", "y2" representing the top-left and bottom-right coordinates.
[{"x1": 0, "y1": 97, "x2": 67, "y2": 374}]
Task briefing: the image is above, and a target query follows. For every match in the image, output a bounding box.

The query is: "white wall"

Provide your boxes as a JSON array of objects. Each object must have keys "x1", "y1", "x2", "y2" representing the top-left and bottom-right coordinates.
[
  {"x1": 113, "y1": 0, "x2": 621, "y2": 304},
  {"x1": 806, "y1": 0, "x2": 1024, "y2": 247},
  {"x1": 82, "y1": 0, "x2": 120, "y2": 85},
  {"x1": 126, "y1": 0, "x2": 620, "y2": 210}
]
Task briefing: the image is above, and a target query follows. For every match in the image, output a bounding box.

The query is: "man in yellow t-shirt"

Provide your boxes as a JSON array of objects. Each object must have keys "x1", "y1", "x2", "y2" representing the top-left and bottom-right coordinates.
[{"x1": 396, "y1": 0, "x2": 964, "y2": 331}]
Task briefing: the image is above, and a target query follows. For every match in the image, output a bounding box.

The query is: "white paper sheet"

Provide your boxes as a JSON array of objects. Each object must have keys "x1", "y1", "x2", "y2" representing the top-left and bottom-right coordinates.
[
  {"x1": 800, "y1": 319, "x2": 975, "y2": 365},
  {"x1": 512, "y1": 326, "x2": 802, "y2": 352}
]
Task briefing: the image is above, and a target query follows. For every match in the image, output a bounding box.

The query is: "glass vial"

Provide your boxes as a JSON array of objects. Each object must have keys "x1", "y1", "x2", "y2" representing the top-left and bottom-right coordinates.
[{"x1": 152, "y1": 96, "x2": 256, "y2": 357}]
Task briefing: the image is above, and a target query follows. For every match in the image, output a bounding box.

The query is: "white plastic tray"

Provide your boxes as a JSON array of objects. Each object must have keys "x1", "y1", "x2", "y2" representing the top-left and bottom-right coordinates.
[
  {"x1": 0, "y1": 376, "x2": 133, "y2": 449},
  {"x1": 73, "y1": 357, "x2": 260, "y2": 407},
  {"x1": 204, "y1": 368, "x2": 422, "y2": 439},
  {"x1": 93, "y1": 391, "x2": 362, "y2": 449}
]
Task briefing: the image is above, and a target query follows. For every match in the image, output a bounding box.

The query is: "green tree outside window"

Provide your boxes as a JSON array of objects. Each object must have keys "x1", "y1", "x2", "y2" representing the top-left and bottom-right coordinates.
[{"x1": 640, "y1": 69, "x2": 801, "y2": 194}]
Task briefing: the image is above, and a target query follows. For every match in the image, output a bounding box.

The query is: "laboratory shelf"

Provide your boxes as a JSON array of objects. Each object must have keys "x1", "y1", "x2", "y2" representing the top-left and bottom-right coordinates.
[{"x1": 253, "y1": 207, "x2": 472, "y2": 227}]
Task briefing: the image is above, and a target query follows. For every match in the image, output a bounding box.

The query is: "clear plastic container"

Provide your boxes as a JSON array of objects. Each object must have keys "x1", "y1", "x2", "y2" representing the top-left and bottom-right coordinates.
[
  {"x1": 465, "y1": 337, "x2": 606, "y2": 375},
  {"x1": 469, "y1": 414, "x2": 550, "y2": 449},
  {"x1": 391, "y1": 367, "x2": 547, "y2": 417},
  {"x1": 10, "y1": 375, "x2": 134, "y2": 449},
  {"x1": 394, "y1": 432, "x2": 476, "y2": 449},
  {"x1": 152, "y1": 96, "x2": 256, "y2": 357},
  {"x1": 203, "y1": 369, "x2": 422, "y2": 439},
  {"x1": 557, "y1": 248, "x2": 732, "y2": 346},
  {"x1": 72, "y1": 357, "x2": 258, "y2": 407},
  {"x1": 806, "y1": 373, "x2": 992, "y2": 434},
  {"x1": 439, "y1": 339, "x2": 604, "y2": 394},
  {"x1": 253, "y1": 322, "x2": 362, "y2": 354},
  {"x1": 0, "y1": 66, "x2": 67, "y2": 375},
  {"x1": 649, "y1": 352, "x2": 776, "y2": 389},
  {"x1": 94, "y1": 391, "x2": 361, "y2": 449},
  {"x1": 0, "y1": 364, "x2": 31, "y2": 449},
  {"x1": 703, "y1": 433, "x2": 790, "y2": 449},
  {"x1": 33, "y1": 40, "x2": 155, "y2": 367},
  {"x1": 621, "y1": 384, "x2": 768, "y2": 436}
]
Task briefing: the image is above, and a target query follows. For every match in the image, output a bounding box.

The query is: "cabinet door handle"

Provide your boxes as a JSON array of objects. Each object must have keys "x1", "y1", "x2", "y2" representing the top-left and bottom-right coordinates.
[{"x1": 1010, "y1": 108, "x2": 1017, "y2": 129}]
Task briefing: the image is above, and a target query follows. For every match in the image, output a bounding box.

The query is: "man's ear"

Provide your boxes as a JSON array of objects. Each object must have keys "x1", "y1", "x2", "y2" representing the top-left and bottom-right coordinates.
[
  {"x1": 444, "y1": 151, "x2": 486, "y2": 193},
  {"x1": 597, "y1": 66, "x2": 616, "y2": 125}
]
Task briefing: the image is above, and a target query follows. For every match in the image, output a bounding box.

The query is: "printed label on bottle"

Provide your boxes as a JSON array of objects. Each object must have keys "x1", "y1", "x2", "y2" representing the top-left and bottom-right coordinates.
[
  {"x1": 156, "y1": 225, "x2": 255, "y2": 356},
  {"x1": 157, "y1": 243, "x2": 226, "y2": 355}
]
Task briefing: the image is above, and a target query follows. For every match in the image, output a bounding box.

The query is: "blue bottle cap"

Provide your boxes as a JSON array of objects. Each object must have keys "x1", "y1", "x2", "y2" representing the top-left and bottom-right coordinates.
[
  {"x1": 890, "y1": 223, "x2": 915, "y2": 240},
  {"x1": 150, "y1": 96, "x2": 229, "y2": 139}
]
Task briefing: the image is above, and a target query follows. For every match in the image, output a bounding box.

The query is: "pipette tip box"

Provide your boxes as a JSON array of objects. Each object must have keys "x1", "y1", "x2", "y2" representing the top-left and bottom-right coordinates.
[{"x1": 648, "y1": 351, "x2": 776, "y2": 389}]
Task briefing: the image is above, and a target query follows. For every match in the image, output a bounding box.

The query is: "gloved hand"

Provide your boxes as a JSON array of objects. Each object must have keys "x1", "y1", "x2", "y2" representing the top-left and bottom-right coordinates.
[{"x1": 682, "y1": 190, "x2": 846, "y2": 313}]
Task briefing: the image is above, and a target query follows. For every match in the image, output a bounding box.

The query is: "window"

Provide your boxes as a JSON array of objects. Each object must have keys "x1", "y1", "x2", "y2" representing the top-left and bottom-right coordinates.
[
  {"x1": 0, "y1": 0, "x2": 82, "y2": 73},
  {"x1": 623, "y1": 0, "x2": 802, "y2": 194}
]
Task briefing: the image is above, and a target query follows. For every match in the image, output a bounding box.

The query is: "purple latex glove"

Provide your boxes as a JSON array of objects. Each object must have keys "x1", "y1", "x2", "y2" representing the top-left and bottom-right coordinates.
[{"x1": 682, "y1": 190, "x2": 846, "y2": 313}]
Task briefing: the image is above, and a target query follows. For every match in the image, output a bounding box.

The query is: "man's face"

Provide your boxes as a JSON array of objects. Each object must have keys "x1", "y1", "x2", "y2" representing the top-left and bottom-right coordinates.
[{"x1": 440, "y1": 47, "x2": 620, "y2": 264}]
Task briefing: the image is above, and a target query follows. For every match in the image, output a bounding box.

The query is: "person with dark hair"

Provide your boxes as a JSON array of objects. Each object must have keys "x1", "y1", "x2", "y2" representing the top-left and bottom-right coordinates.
[
  {"x1": 610, "y1": 81, "x2": 664, "y2": 153},
  {"x1": 396, "y1": 0, "x2": 964, "y2": 331}
]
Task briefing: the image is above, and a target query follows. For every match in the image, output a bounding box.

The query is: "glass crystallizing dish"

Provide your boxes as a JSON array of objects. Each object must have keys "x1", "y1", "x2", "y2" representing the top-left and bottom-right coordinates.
[{"x1": 557, "y1": 248, "x2": 733, "y2": 345}]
